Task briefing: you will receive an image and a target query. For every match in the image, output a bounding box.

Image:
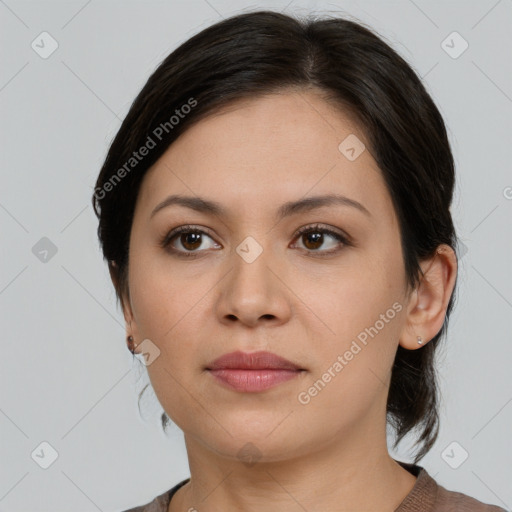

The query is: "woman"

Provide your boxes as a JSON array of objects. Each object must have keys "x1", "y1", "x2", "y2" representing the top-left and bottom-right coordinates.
[{"x1": 92, "y1": 10, "x2": 507, "y2": 512}]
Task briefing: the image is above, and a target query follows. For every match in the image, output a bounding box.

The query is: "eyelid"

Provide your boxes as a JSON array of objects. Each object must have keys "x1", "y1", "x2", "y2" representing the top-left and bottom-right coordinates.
[
  {"x1": 160, "y1": 224, "x2": 218, "y2": 248},
  {"x1": 291, "y1": 223, "x2": 351, "y2": 256},
  {"x1": 160, "y1": 222, "x2": 351, "y2": 257},
  {"x1": 293, "y1": 223, "x2": 351, "y2": 245}
]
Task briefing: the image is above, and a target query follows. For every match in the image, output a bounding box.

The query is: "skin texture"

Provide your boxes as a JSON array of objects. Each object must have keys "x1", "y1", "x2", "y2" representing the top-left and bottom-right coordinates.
[{"x1": 119, "y1": 88, "x2": 457, "y2": 512}]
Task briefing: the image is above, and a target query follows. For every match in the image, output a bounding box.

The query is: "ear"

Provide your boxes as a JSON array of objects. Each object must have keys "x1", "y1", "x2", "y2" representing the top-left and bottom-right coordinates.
[
  {"x1": 399, "y1": 244, "x2": 457, "y2": 350},
  {"x1": 109, "y1": 260, "x2": 142, "y2": 354}
]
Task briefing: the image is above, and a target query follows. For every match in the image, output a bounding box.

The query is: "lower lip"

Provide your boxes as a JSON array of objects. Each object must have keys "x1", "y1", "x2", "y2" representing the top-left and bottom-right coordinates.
[{"x1": 207, "y1": 369, "x2": 302, "y2": 392}]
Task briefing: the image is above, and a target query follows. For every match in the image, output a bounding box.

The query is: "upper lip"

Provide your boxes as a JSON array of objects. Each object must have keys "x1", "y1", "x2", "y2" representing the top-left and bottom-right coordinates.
[{"x1": 206, "y1": 350, "x2": 303, "y2": 371}]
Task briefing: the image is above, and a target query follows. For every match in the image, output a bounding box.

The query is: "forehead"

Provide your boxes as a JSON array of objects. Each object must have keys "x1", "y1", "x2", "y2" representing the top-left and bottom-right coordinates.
[{"x1": 136, "y1": 90, "x2": 392, "y2": 223}]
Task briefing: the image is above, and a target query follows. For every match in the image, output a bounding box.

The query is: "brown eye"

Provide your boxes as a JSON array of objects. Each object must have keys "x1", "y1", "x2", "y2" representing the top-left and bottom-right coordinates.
[
  {"x1": 179, "y1": 232, "x2": 203, "y2": 251},
  {"x1": 301, "y1": 231, "x2": 324, "y2": 250},
  {"x1": 160, "y1": 225, "x2": 220, "y2": 258},
  {"x1": 293, "y1": 224, "x2": 349, "y2": 255}
]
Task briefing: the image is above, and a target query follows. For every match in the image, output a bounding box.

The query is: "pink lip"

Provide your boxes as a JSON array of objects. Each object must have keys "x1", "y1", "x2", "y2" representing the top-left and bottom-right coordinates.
[{"x1": 206, "y1": 350, "x2": 305, "y2": 393}]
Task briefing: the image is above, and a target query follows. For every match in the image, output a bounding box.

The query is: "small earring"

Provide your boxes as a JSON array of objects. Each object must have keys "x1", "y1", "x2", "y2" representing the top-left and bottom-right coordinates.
[
  {"x1": 127, "y1": 335, "x2": 135, "y2": 354},
  {"x1": 417, "y1": 336, "x2": 423, "y2": 345}
]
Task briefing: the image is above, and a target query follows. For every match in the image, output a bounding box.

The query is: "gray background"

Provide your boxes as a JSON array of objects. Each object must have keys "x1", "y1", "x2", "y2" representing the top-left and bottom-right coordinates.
[{"x1": 1, "y1": 0, "x2": 511, "y2": 510}]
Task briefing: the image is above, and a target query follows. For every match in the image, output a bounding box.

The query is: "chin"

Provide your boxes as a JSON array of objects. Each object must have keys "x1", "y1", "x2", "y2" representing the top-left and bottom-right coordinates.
[{"x1": 194, "y1": 424, "x2": 314, "y2": 464}]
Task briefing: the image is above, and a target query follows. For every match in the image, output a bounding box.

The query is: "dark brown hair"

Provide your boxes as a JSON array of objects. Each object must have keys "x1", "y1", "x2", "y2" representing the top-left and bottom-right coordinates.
[{"x1": 92, "y1": 9, "x2": 459, "y2": 463}]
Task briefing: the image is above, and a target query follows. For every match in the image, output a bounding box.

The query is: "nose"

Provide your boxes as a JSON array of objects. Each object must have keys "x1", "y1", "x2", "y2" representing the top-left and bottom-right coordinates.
[{"x1": 215, "y1": 245, "x2": 292, "y2": 328}]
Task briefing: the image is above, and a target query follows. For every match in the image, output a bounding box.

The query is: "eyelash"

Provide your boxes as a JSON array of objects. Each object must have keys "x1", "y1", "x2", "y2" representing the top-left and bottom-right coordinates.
[{"x1": 159, "y1": 223, "x2": 351, "y2": 258}]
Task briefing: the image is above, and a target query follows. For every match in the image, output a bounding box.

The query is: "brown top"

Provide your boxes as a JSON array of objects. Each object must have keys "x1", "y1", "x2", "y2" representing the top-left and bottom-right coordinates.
[{"x1": 122, "y1": 460, "x2": 508, "y2": 512}]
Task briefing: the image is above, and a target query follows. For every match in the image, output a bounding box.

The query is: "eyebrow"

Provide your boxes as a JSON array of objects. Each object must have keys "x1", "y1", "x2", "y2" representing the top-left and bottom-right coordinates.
[{"x1": 150, "y1": 193, "x2": 371, "y2": 220}]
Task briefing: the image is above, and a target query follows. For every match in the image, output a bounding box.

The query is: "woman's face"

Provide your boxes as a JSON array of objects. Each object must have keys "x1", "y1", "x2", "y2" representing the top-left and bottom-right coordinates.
[{"x1": 124, "y1": 89, "x2": 415, "y2": 462}]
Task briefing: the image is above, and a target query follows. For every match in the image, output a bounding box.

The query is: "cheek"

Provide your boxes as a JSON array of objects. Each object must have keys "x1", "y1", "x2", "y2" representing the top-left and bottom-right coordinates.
[
  {"x1": 297, "y1": 261, "x2": 403, "y2": 396},
  {"x1": 127, "y1": 250, "x2": 208, "y2": 373},
  {"x1": 297, "y1": 291, "x2": 401, "y2": 433},
  {"x1": 128, "y1": 248, "x2": 195, "y2": 337},
  {"x1": 301, "y1": 258, "x2": 400, "y2": 343}
]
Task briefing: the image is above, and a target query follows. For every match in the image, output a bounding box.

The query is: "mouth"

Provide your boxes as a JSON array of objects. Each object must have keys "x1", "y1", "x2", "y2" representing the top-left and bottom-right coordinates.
[
  {"x1": 206, "y1": 350, "x2": 304, "y2": 371},
  {"x1": 205, "y1": 350, "x2": 306, "y2": 393}
]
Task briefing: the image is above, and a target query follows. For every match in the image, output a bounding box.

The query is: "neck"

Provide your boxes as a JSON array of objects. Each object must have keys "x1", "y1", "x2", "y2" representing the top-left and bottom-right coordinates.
[{"x1": 169, "y1": 413, "x2": 418, "y2": 512}]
